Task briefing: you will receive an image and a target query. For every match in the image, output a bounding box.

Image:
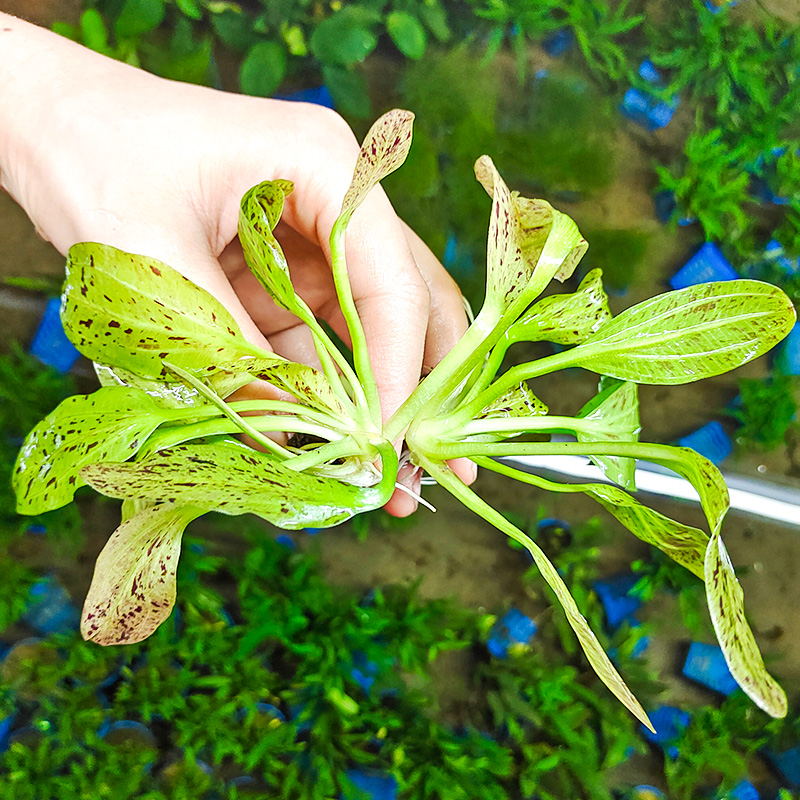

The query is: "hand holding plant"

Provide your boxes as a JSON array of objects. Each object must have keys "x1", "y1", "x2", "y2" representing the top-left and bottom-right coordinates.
[{"x1": 13, "y1": 109, "x2": 796, "y2": 730}]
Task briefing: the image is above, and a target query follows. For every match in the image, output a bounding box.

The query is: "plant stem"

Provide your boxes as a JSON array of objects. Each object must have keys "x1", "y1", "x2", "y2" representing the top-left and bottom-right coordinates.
[
  {"x1": 330, "y1": 216, "x2": 380, "y2": 426},
  {"x1": 457, "y1": 415, "x2": 601, "y2": 439},
  {"x1": 283, "y1": 436, "x2": 364, "y2": 473}
]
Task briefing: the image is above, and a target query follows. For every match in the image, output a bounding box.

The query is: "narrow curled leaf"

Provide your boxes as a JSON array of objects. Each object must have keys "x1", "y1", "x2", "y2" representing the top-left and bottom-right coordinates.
[
  {"x1": 81, "y1": 503, "x2": 204, "y2": 645},
  {"x1": 511, "y1": 268, "x2": 611, "y2": 345},
  {"x1": 562, "y1": 281, "x2": 797, "y2": 385},
  {"x1": 63, "y1": 243, "x2": 273, "y2": 379},
  {"x1": 577, "y1": 379, "x2": 640, "y2": 490},
  {"x1": 81, "y1": 441, "x2": 396, "y2": 530},
  {"x1": 13, "y1": 387, "x2": 176, "y2": 514},
  {"x1": 238, "y1": 180, "x2": 310, "y2": 318},
  {"x1": 705, "y1": 532, "x2": 787, "y2": 718},
  {"x1": 477, "y1": 457, "x2": 708, "y2": 579},
  {"x1": 421, "y1": 456, "x2": 652, "y2": 731},
  {"x1": 340, "y1": 109, "x2": 414, "y2": 219}
]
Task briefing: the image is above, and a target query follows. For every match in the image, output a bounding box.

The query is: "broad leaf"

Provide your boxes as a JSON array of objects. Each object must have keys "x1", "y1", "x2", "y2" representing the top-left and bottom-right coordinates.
[
  {"x1": 13, "y1": 387, "x2": 177, "y2": 514},
  {"x1": 475, "y1": 157, "x2": 586, "y2": 318},
  {"x1": 95, "y1": 363, "x2": 207, "y2": 407},
  {"x1": 561, "y1": 281, "x2": 797, "y2": 384},
  {"x1": 477, "y1": 457, "x2": 707, "y2": 579},
  {"x1": 340, "y1": 109, "x2": 414, "y2": 220},
  {"x1": 705, "y1": 532, "x2": 787, "y2": 718},
  {"x1": 421, "y1": 456, "x2": 652, "y2": 731},
  {"x1": 577, "y1": 379, "x2": 640, "y2": 490},
  {"x1": 511, "y1": 268, "x2": 611, "y2": 345},
  {"x1": 81, "y1": 502, "x2": 204, "y2": 645},
  {"x1": 474, "y1": 384, "x2": 547, "y2": 441},
  {"x1": 81, "y1": 441, "x2": 395, "y2": 529},
  {"x1": 63, "y1": 242, "x2": 274, "y2": 379}
]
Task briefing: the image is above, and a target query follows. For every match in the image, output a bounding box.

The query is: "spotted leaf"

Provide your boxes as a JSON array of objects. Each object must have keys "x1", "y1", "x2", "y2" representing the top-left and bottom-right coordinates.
[
  {"x1": 13, "y1": 387, "x2": 177, "y2": 514},
  {"x1": 81, "y1": 503, "x2": 204, "y2": 645}
]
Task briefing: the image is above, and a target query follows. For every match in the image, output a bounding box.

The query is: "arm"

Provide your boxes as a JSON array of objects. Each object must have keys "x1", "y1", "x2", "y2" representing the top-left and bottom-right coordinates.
[{"x1": 0, "y1": 12, "x2": 475, "y2": 514}]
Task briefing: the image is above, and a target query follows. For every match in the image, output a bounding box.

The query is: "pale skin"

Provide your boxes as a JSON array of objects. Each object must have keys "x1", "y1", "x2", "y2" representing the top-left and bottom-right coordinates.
[{"x1": 0, "y1": 11, "x2": 476, "y2": 516}]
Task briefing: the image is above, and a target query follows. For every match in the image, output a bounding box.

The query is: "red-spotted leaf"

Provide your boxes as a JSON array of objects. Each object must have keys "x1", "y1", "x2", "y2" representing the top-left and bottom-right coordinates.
[
  {"x1": 705, "y1": 532, "x2": 787, "y2": 718},
  {"x1": 340, "y1": 109, "x2": 414, "y2": 220},
  {"x1": 13, "y1": 387, "x2": 177, "y2": 514},
  {"x1": 81, "y1": 502, "x2": 204, "y2": 645}
]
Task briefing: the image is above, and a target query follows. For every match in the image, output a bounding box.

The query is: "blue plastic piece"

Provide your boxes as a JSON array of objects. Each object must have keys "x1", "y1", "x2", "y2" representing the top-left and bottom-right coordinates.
[
  {"x1": 29, "y1": 298, "x2": 81, "y2": 373},
  {"x1": 682, "y1": 642, "x2": 739, "y2": 696},
  {"x1": 345, "y1": 770, "x2": 398, "y2": 800},
  {"x1": 442, "y1": 233, "x2": 475, "y2": 280},
  {"x1": 22, "y1": 576, "x2": 80, "y2": 635},
  {"x1": 641, "y1": 706, "x2": 691, "y2": 759},
  {"x1": 537, "y1": 517, "x2": 571, "y2": 535},
  {"x1": 25, "y1": 524, "x2": 47, "y2": 535},
  {"x1": 705, "y1": 0, "x2": 739, "y2": 12},
  {"x1": 487, "y1": 608, "x2": 538, "y2": 659},
  {"x1": 594, "y1": 574, "x2": 641, "y2": 630},
  {"x1": 620, "y1": 88, "x2": 678, "y2": 131},
  {"x1": 765, "y1": 239, "x2": 800, "y2": 276},
  {"x1": 638, "y1": 59, "x2": 662, "y2": 84},
  {"x1": 653, "y1": 190, "x2": 697, "y2": 226},
  {"x1": 726, "y1": 780, "x2": 759, "y2": 800},
  {"x1": 677, "y1": 421, "x2": 732, "y2": 465},
  {"x1": 777, "y1": 322, "x2": 800, "y2": 376},
  {"x1": 275, "y1": 85, "x2": 334, "y2": 109},
  {"x1": 351, "y1": 652, "x2": 379, "y2": 693},
  {"x1": 630, "y1": 787, "x2": 665, "y2": 800},
  {"x1": 275, "y1": 534, "x2": 295, "y2": 549},
  {"x1": 765, "y1": 745, "x2": 800, "y2": 790},
  {"x1": 0, "y1": 713, "x2": 17, "y2": 753},
  {"x1": 304, "y1": 528, "x2": 321, "y2": 536},
  {"x1": 669, "y1": 242, "x2": 738, "y2": 289},
  {"x1": 542, "y1": 28, "x2": 574, "y2": 57}
]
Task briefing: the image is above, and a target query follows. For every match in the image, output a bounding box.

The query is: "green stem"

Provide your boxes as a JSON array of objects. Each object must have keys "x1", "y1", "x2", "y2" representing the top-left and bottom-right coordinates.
[
  {"x1": 180, "y1": 399, "x2": 346, "y2": 431},
  {"x1": 457, "y1": 415, "x2": 601, "y2": 439},
  {"x1": 330, "y1": 215, "x2": 380, "y2": 426},
  {"x1": 163, "y1": 361, "x2": 291, "y2": 459},
  {"x1": 283, "y1": 436, "x2": 364, "y2": 473}
]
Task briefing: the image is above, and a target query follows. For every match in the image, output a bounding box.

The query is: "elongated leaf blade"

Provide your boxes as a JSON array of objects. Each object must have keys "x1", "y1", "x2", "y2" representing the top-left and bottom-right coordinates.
[
  {"x1": 705, "y1": 532, "x2": 787, "y2": 718},
  {"x1": 577, "y1": 379, "x2": 640, "y2": 490},
  {"x1": 238, "y1": 180, "x2": 310, "y2": 318},
  {"x1": 513, "y1": 268, "x2": 611, "y2": 345},
  {"x1": 95, "y1": 363, "x2": 208, "y2": 407},
  {"x1": 564, "y1": 281, "x2": 797, "y2": 384},
  {"x1": 420, "y1": 456, "x2": 652, "y2": 731},
  {"x1": 477, "y1": 457, "x2": 707, "y2": 579},
  {"x1": 13, "y1": 387, "x2": 176, "y2": 514},
  {"x1": 81, "y1": 441, "x2": 393, "y2": 529},
  {"x1": 341, "y1": 109, "x2": 414, "y2": 218},
  {"x1": 81, "y1": 503, "x2": 204, "y2": 645},
  {"x1": 63, "y1": 243, "x2": 269, "y2": 379},
  {"x1": 478, "y1": 383, "x2": 547, "y2": 420}
]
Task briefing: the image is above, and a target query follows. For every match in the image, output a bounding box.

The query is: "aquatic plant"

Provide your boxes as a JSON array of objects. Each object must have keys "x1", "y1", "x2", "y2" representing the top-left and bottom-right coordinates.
[{"x1": 12, "y1": 111, "x2": 796, "y2": 727}]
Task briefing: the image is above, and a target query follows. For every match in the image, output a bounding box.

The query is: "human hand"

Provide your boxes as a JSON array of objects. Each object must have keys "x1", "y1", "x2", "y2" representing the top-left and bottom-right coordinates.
[{"x1": 0, "y1": 14, "x2": 475, "y2": 515}]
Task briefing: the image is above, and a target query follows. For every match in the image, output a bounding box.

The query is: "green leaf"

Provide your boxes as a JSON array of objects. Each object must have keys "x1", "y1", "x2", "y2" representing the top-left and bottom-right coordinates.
[
  {"x1": 79, "y1": 9, "x2": 109, "y2": 53},
  {"x1": 563, "y1": 281, "x2": 797, "y2": 384},
  {"x1": 421, "y1": 456, "x2": 652, "y2": 732},
  {"x1": 239, "y1": 41, "x2": 287, "y2": 97},
  {"x1": 310, "y1": 7, "x2": 380, "y2": 66},
  {"x1": 477, "y1": 457, "x2": 708, "y2": 579},
  {"x1": 175, "y1": 0, "x2": 203, "y2": 20},
  {"x1": 577, "y1": 379, "x2": 640, "y2": 489},
  {"x1": 386, "y1": 11, "x2": 427, "y2": 60},
  {"x1": 322, "y1": 65, "x2": 371, "y2": 118},
  {"x1": 81, "y1": 502, "x2": 203, "y2": 645},
  {"x1": 417, "y1": 1, "x2": 451, "y2": 42},
  {"x1": 81, "y1": 441, "x2": 396, "y2": 529},
  {"x1": 210, "y1": 8, "x2": 259, "y2": 52},
  {"x1": 62, "y1": 242, "x2": 276, "y2": 380},
  {"x1": 705, "y1": 532, "x2": 787, "y2": 718},
  {"x1": 13, "y1": 387, "x2": 176, "y2": 515},
  {"x1": 477, "y1": 383, "x2": 547, "y2": 426},
  {"x1": 340, "y1": 109, "x2": 415, "y2": 221},
  {"x1": 474, "y1": 157, "x2": 586, "y2": 319},
  {"x1": 114, "y1": 0, "x2": 166, "y2": 39},
  {"x1": 511, "y1": 268, "x2": 611, "y2": 345}
]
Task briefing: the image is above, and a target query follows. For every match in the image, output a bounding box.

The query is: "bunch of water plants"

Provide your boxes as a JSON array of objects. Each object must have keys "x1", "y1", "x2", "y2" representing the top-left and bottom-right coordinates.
[{"x1": 12, "y1": 111, "x2": 796, "y2": 728}]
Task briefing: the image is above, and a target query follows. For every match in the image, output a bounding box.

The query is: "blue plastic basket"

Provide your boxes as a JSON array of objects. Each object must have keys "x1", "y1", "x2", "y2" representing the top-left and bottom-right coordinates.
[
  {"x1": 777, "y1": 322, "x2": 800, "y2": 376},
  {"x1": 0, "y1": 712, "x2": 16, "y2": 753},
  {"x1": 682, "y1": 642, "x2": 739, "y2": 696},
  {"x1": 641, "y1": 706, "x2": 691, "y2": 759},
  {"x1": 726, "y1": 779, "x2": 759, "y2": 800},
  {"x1": 275, "y1": 85, "x2": 335, "y2": 109},
  {"x1": 621, "y1": 88, "x2": 678, "y2": 131},
  {"x1": 344, "y1": 770, "x2": 398, "y2": 800},
  {"x1": 677, "y1": 421, "x2": 732, "y2": 465},
  {"x1": 542, "y1": 28, "x2": 574, "y2": 56},
  {"x1": 487, "y1": 608, "x2": 538, "y2": 659},
  {"x1": 594, "y1": 574, "x2": 642, "y2": 630},
  {"x1": 29, "y1": 298, "x2": 81, "y2": 373},
  {"x1": 669, "y1": 243, "x2": 738, "y2": 290},
  {"x1": 22, "y1": 576, "x2": 80, "y2": 635},
  {"x1": 764, "y1": 239, "x2": 799, "y2": 275},
  {"x1": 764, "y1": 745, "x2": 800, "y2": 790}
]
